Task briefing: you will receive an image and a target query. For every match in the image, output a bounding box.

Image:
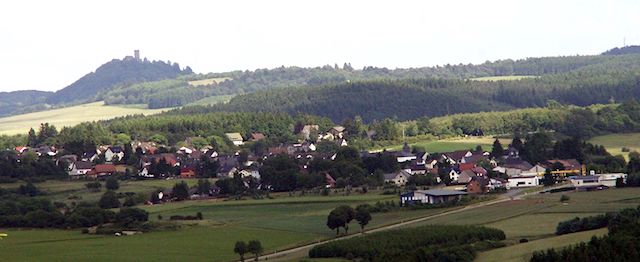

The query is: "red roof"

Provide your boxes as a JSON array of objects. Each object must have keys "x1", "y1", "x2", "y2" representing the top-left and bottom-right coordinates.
[
  {"x1": 459, "y1": 163, "x2": 475, "y2": 171},
  {"x1": 94, "y1": 164, "x2": 116, "y2": 174},
  {"x1": 251, "y1": 133, "x2": 266, "y2": 141}
]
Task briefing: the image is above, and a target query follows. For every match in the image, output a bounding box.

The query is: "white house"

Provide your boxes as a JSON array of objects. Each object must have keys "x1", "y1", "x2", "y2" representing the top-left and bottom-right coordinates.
[
  {"x1": 68, "y1": 161, "x2": 93, "y2": 177},
  {"x1": 449, "y1": 169, "x2": 460, "y2": 182},
  {"x1": 507, "y1": 175, "x2": 539, "y2": 188},
  {"x1": 384, "y1": 170, "x2": 411, "y2": 186},
  {"x1": 105, "y1": 146, "x2": 124, "y2": 162}
]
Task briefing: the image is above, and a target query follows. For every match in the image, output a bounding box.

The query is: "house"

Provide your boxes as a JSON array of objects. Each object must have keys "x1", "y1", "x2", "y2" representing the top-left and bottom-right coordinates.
[
  {"x1": 69, "y1": 161, "x2": 93, "y2": 177},
  {"x1": 250, "y1": 132, "x2": 266, "y2": 142},
  {"x1": 507, "y1": 175, "x2": 539, "y2": 188},
  {"x1": 57, "y1": 154, "x2": 78, "y2": 170},
  {"x1": 400, "y1": 189, "x2": 467, "y2": 205},
  {"x1": 15, "y1": 146, "x2": 28, "y2": 154},
  {"x1": 395, "y1": 143, "x2": 417, "y2": 163},
  {"x1": 225, "y1": 133, "x2": 244, "y2": 146},
  {"x1": 409, "y1": 162, "x2": 427, "y2": 175},
  {"x1": 447, "y1": 168, "x2": 460, "y2": 182},
  {"x1": 337, "y1": 139, "x2": 348, "y2": 147},
  {"x1": 34, "y1": 146, "x2": 56, "y2": 157},
  {"x1": 105, "y1": 146, "x2": 124, "y2": 162},
  {"x1": 384, "y1": 170, "x2": 411, "y2": 186},
  {"x1": 93, "y1": 164, "x2": 117, "y2": 177},
  {"x1": 82, "y1": 151, "x2": 98, "y2": 162},
  {"x1": 328, "y1": 126, "x2": 346, "y2": 138},
  {"x1": 177, "y1": 147, "x2": 194, "y2": 155},
  {"x1": 179, "y1": 167, "x2": 196, "y2": 178},
  {"x1": 456, "y1": 167, "x2": 486, "y2": 184},
  {"x1": 442, "y1": 150, "x2": 473, "y2": 164},
  {"x1": 115, "y1": 165, "x2": 128, "y2": 173},
  {"x1": 494, "y1": 158, "x2": 541, "y2": 177},
  {"x1": 467, "y1": 176, "x2": 507, "y2": 194}
]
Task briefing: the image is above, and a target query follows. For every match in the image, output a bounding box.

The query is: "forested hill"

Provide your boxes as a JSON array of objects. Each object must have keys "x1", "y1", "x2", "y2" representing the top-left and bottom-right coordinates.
[
  {"x1": 0, "y1": 90, "x2": 53, "y2": 117},
  {"x1": 602, "y1": 45, "x2": 640, "y2": 55},
  {"x1": 45, "y1": 57, "x2": 192, "y2": 105},
  {"x1": 175, "y1": 53, "x2": 640, "y2": 122}
]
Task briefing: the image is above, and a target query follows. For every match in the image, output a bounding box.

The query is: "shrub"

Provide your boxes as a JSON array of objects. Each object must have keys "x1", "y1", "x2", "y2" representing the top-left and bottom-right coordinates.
[
  {"x1": 560, "y1": 194, "x2": 570, "y2": 202},
  {"x1": 99, "y1": 191, "x2": 121, "y2": 209}
]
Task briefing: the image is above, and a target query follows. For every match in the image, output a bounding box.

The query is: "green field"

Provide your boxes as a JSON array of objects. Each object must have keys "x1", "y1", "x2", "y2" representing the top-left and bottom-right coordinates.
[
  {"x1": 470, "y1": 75, "x2": 537, "y2": 81},
  {"x1": 407, "y1": 188, "x2": 640, "y2": 261},
  {"x1": 0, "y1": 101, "x2": 169, "y2": 135},
  {"x1": 0, "y1": 188, "x2": 454, "y2": 261},
  {"x1": 589, "y1": 132, "x2": 640, "y2": 160},
  {"x1": 186, "y1": 95, "x2": 236, "y2": 106}
]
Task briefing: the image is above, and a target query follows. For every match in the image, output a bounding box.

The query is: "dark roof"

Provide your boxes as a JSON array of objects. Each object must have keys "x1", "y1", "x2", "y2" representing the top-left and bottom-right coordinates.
[
  {"x1": 444, "y1": 150, "x2": 470, "y2": 162},
  {"x1": 73, "y1": 161, "x2": 93, "y2": 169},
  {"x1": 501, "y1": 158, "x2": 533, "y2": 170},
  {"x1": 417, "y1": 189, "x2": 467, "y2": 196},
  {"x1": 109, "y1": 146, "x2": 123, "y2": 153}
]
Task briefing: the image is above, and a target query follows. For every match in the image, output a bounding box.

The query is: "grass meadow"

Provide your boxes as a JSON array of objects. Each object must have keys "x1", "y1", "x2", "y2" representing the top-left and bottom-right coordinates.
[
  {"x1": 589, "y1": 132, "x2": 640, "y2": 160},
  {"x1": 0, "y1": 101, "x2": 168, "y2": 135}
]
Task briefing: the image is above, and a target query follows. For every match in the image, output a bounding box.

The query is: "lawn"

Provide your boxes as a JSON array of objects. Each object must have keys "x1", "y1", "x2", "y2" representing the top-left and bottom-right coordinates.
[
  {"x1": 470, "y1": 75, "x2": 537, "y2": 81},
  {"x1": 0, "y1": 101, "x2": 169, "y2": 135},
  {"x1": 0, "y1": 189, "x2": 452, "y2": 261},
  {"x1": 589, "y1": 132, "x2": 640, "y2": 160}
]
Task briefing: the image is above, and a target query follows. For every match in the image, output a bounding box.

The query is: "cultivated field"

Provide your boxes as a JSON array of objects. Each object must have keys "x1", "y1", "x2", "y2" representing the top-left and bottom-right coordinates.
[
  {"x1": 589, "y1": 132, "x2": 640, "y2": 160},
  {"x1": 470, "y1": 75, "x2": 537, "y2": 81},
  {"x1": 188, "y1": 77, "x2": 232, "y2": 87},
  {"x1": 0, "y1": 187, "x2": 454, "y2": 261},
  {"x1": 0, "y1": 101, "x2": 169, "y2": 135}
]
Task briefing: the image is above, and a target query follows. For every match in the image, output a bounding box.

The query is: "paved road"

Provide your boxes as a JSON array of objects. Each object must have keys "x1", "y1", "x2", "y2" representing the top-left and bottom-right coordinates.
[{"x1": 254, "y1": 193, "x2": 521, "y2": 261}]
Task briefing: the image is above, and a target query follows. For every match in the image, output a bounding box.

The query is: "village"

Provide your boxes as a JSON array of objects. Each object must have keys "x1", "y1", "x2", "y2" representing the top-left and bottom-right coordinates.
[{"x1": 8, "y1": 123, "x2": 628, "y2": 204}]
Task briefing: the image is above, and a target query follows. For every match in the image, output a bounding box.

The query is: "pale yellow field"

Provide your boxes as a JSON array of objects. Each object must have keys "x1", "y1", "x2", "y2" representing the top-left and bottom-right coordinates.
[
  {"x1": 589, "y1": 133, "x2": 640, "y2": 160},
  {"x1": 188, "y1": 77, "x2": 231, "y2": 86},
  {"x1": 0, "y1": 101, "x2": 169, "y2": 135},
  {"x1": 470, "y1": 75, "x2": 537, "y2": 81}
]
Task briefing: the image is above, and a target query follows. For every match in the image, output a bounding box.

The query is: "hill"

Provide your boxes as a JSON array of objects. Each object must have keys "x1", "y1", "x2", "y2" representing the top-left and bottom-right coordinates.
[
  {"x1": 602, "y1": 45, "x2": 640, "y2": 55},
  {"x1": 0, "y1": 90, "x2": 53, "y2": 117},
  {"x1": 45, "y1": 56, "x2": 192, "y2": 105},
  {"x1": 0, "y1": 101, "x2": 169, "y2": 135}
]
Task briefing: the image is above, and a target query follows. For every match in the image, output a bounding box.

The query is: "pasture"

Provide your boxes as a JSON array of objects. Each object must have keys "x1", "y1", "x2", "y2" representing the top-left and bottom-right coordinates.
[
  {"x1": 589, "y1": 132, "x2": 640, "y2": 160},
  {"x1": 470, "y1": 75, "x2": 537, "y2": 81},
  {"x1": 0, "y1": 101, "x2": 169, "y2": 135},
  {"x1": 0, "y1": 187, "x2": 454, "y2": 261}
]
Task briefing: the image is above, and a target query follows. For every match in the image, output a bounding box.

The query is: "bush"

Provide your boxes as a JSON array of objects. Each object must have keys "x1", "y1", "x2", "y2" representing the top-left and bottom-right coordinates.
[
  {"x1": 85, "y1": 181, "x2": 102, "y2": 192},
  {"x1": 555, "y1": 214, "x2": 611, "y2": 235},
  {"x1": 105, "y1": 177, "x2": 120, "y2": 190},
  {"x1": 99, "y1": 191, "x2": 121, "y2": 209},
  {"x1": 560, "y1": 194, "x2": 570, "y2": 202},
  {"x1": 116, "y1": 207, "x2": 149, "y2": 227}
]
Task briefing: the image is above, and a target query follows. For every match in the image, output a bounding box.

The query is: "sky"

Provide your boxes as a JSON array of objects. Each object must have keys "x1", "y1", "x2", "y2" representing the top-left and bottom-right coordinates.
[{"x1": 0, "y1": 0, "x2": 639, "y2": 92}]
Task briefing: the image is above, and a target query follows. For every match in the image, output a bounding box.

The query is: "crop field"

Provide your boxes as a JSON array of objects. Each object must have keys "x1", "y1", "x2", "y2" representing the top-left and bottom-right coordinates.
[
  {"x1": 0, "y1": 188, "x2": 454, "y2": 261},
  {"x1": 375, "y1": 136, "x2": 509, "y2": 153},
  {"x1": 470, "y1": 75, "x2": 537, "y2": 81},
  {"x1": 188, "y1": 77, "x2": 232, "y2": 86},
  {"x1": 0, "y1": 101, "x2": 169, "y2": 135},
  {"x1": 589, "y1": 132, "x2": 640, "y2": 160},
  {"x1": 408, "y1": 187, "x2": 640, "y2": 261}
]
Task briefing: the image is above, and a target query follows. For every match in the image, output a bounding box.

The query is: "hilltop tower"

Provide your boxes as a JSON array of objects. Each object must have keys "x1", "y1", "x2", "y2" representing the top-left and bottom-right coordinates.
[{"x1": 134, "y1": 50, "x2": 140, "y2": 60}]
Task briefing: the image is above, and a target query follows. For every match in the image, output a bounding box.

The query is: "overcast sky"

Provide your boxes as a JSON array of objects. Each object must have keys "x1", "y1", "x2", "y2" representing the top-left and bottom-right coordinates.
[{"x1": 1, "y1": 0, "x2": 638, "y2": 92}]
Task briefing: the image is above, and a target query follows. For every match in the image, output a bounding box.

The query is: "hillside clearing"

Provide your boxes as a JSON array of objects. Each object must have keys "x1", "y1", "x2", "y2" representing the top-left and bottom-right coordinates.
[
  {"x1": 188, "y1": 77, "x2": 231, "y2": 86},
  {"x1": 373, "y1": 136, "x2": 510, "y2": 153},
  {"x1": 0, "y1": 101, "x2": 169, "y2": 135},
  {"x1": 470, "y1": 75, "x2": 537, "y2": 81}
]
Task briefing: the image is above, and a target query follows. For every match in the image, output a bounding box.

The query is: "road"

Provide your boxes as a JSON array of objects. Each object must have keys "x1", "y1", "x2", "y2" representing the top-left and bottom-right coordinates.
[{"x1": 254, "y1": 191, "x2": 524, "y2": 261}]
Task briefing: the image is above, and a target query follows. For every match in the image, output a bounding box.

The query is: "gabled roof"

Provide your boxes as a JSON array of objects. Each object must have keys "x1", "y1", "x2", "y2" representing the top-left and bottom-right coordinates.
[
  {"x1": 416, "y1": 189, "x2": 467, "y2": 196},
  {"x1": 444, "y1": 150, "x2": 471, "y2": 162},
  {"x1": 73, "y1": 161, "x2": 93, "y2": 170},
  {"x1": 109, "y1": 146, "x2": 123, "y2": 153},
  {"x1": 384, "y1": 170, "x2": 411, "y2": 180},
  {"x1": 94, "y1": 164, "x2": 116, "y2": 173},
  {"x1": 501, "y1": 158, "x2": 533, "y2": 170}
]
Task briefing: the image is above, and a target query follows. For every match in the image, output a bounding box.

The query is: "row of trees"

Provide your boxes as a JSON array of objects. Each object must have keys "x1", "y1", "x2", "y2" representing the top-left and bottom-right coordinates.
[
  {"x1": 326, "y1": 204, "x2": 372, "y2": 236},
  {"x1": 233, "y1": 240, "x2": 263, "y2": 262}
]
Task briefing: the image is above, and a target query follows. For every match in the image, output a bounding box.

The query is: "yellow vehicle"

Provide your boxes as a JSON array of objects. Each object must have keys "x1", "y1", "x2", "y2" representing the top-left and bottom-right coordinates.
[{"x1": 0, "y1": 233, "x2": 7, "y2": 239}]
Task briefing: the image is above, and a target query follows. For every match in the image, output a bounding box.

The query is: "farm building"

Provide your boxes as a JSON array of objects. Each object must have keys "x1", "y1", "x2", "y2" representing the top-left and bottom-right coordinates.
[
  {"x1": 507, "y1": 175, "x2": 539, "y2": 188},
  {"x1": 225, "y1": 133, "x2": 244, "y2": 146},
  {"x1": 400, "y1": 189, "x2": 467, "y2": 205},
  {"x1": 569, "y1": 173, "x2": 626, "y2": 188}
]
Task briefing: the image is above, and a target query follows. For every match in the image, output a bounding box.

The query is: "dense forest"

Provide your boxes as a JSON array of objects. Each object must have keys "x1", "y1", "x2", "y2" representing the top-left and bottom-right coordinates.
[
  {"x1": 174, "y1": 54, "x2": 640, "y2": 123},
  {"x1": 45, "y1": 57, "x2": 192, "y2": 105},
  {"x1": 101, "y1": 79, "x2": 220, "y2": 108}
]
